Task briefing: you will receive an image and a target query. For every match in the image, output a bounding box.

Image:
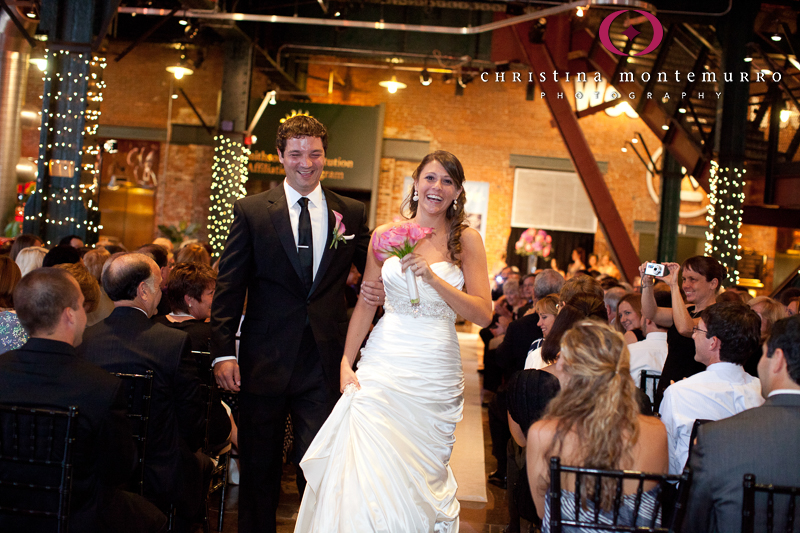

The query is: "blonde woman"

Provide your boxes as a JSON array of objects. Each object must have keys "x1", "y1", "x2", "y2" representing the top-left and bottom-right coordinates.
[{"x1": 527, "y1": 321, "x2": 668, "y2": 530}]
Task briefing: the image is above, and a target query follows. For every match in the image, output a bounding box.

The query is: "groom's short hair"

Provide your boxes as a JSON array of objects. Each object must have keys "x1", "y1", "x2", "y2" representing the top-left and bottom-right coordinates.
[{"x1": 276, "y1": 115, "x2": 328, "y2": 155}]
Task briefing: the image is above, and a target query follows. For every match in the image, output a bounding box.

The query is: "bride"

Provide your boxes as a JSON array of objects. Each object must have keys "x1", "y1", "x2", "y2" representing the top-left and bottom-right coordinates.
[{"x1": 294, "y1": 151, "x2": 493, "y2": 532}]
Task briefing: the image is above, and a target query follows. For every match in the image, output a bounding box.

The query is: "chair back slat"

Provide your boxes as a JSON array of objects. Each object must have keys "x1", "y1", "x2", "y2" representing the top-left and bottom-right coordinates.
[
  {"x1": 741, "y1": 473, "x2": 800, "y2": 533},
  {"x1": 639, "y1": 371, "x2": 661, "y2": 405},
  {"x1": 112, "y1": 370, "x2": 154, "y2": 496},
  {"x1": 0, "y1": 404, "x2": 79, "y2": 533},
  {"x1": 548, "y1": 456, "x2": 691, "y2": 533},
  {"x1": 549, "y1": 457, "x2": 563, "y2": 533},
  {"x1": 612, "y1": 477, "x2": 624, "y2": 525}
]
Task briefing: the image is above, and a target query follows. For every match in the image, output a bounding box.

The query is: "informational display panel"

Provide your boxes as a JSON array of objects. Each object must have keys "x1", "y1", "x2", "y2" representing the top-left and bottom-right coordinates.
[
  {"x1": 511, "y1": 168, "x2": 598, "y2": 234},
  {"x1": 248, "y1": 101, "x2": 382, "y2": 192}
]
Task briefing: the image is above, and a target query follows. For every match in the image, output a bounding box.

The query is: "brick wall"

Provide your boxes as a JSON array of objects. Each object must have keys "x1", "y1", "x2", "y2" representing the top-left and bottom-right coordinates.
[
  {"x1": 304, "y1": 60, "x2": 667, "y2": 270},
  {"x1": 21, "y1": 45, "x2": 724, "y2": 269}
]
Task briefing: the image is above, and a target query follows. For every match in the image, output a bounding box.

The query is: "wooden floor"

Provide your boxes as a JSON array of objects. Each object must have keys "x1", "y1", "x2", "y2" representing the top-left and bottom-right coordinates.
[{"x1": 201, "y1": 405, "x2": 512, "y2": 533}]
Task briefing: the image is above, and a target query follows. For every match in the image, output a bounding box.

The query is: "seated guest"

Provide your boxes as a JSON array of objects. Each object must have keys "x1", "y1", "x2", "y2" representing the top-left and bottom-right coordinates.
[
  {"x1": 0, "y1": 268, "x2": 165, "y2": 533},
  {"x1": 641, "y1": 256, "x2": 724, "y2": 409},
  {"x1": 603, "y1": 286, "x2": 626, "y2": 329},
  {"x1": 527, "y1": 321, "x2": 669, "y2": 529},
  {"x1": 15, "y1": 245, "x2": 47, "y2": 276},
  {"x1": 138, "y1": 244, "x2": 173, "y2": 316},
  {"x1": 43, "y1": 244, "x2": 82, "y2": 267},
  {"x1": 9, "y1": 233, "x2": 42, "y2": 261},
  {"x1": 628, "y1": 291, "x2": 671, "y2": 389},
  {"x1": 517, "y1": 274, "x2": 536, "y2": 315},
  {"x1": 524, "y1": 294, "x2": 560, "y2": 370},
  {"x1": 683, "y1": 314, "x2": 800, "y2": 533},
  {"x1": 559, "y1": 273, "x2": 604, "y2": 306},
  {"x1": 176, "y1": 242, "x2": 211, "y2": 266},
  {"x1": 152, "y1": 262, "x2": 234, "y2": 451},
  {"x1": 0, "y1": 256, "x2": 25, "y2": 354},
  {"x1": 83, "y1": 247, "x2": 115, "y2": 325},
  {"x1": 616, "y1": 293, "x2": 645, "y2": 344},
  {"x1": 744, "y1": 296, "x2": 786, "y2": 376},
  {"x1": 55, "y1": 263, "x2": 100, "y2": 316},
  {"x1": 77, "y1": 253, "x2": 210, "y2": 529},
  {"x1": 747, "y1": 296, "x2": 786, "y2": 340},
  {"x1": 501, "y1": 270, "x2": 565, "y2": 373},
  {"x1": 505, "y1": 369, "x2": 561, "y2": 531},
  {"x1": 659, "y1": 301, "x2": 763, "y2": 475},
  {"x1": 59, "y1": 234, "x2": 84, "y2": 248},
  {"x1": 539, "y1": 293, "x2": 609, "y2": 383}
]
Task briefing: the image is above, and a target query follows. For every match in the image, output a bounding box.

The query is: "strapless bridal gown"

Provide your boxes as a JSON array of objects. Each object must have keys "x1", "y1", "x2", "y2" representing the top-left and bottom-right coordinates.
[{"x1": 294, "y1": 256, "x2": 465, "y2": 533}]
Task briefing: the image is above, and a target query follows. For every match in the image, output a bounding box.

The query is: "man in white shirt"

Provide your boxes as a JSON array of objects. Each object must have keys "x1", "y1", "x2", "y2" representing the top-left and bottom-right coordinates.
[
  {"x1": 628, "y1": 318, "x2": 668, "y2": 386},
  {"x1": 683, "y1": 314, "x2": 800, "y2": 532},
  {"x1": 659, "y1": 301, "x2": 763, "y2": 475}
]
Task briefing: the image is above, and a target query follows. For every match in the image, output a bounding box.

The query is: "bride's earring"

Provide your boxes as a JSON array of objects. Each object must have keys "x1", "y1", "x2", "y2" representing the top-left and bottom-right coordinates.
[
  {"x1": 413, "y1": 188, "x2": 419, "y2": 202},
  {"x1": 452, "y1": 198, "x2": 458, "y2": 208}
]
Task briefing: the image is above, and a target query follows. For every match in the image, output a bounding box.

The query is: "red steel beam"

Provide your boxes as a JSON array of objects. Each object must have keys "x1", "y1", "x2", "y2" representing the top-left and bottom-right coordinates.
[
  {"x1": 572, "y1": 29, "x2": 712, "y2": 190},
  {"x1": 514, "y1": 27, "x2": 641, "y2": 282}
]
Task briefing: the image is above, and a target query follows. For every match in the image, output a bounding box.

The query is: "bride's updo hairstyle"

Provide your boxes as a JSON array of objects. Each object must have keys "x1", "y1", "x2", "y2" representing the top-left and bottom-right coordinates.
[
  {"x1": 543, "y1": 320, "x2": 640, "y2": 510},
  {"x1": 402, "y1": 151, "x2": 468, "y2": 266}
]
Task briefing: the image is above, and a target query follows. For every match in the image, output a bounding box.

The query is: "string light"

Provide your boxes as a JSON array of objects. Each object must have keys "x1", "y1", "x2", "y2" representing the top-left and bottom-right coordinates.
[
  {"x1": 705, "y1": 161, "x2": 745, "y2": 285},
  {"x1": 208, "y1": 135, "x2": 249, "y2": 258},
  {"x1": 24, "y1": 50, "x2": 106, "y2": 243}
]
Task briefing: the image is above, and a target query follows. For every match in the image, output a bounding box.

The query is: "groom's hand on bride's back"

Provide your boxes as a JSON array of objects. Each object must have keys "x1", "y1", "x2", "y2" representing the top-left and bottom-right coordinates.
[
  {"x1": 360, "y1": 276, "x2": 385, "y2": 306},
  {"x1": 214, "y1": 360, "x2": 241, "y2": 392}
]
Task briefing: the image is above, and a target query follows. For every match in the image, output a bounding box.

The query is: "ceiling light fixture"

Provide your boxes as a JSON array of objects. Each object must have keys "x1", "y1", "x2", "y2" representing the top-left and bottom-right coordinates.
[
  {"x1": 179, "y1": 19, "x2": 188, "y2": 25},
  {"x1": 771, "y1": 34, "x2": 782, "y2": 42},
  {"x1": 379, "y1": 75, "x2": 406, "y2": 94},
  {"x1": 419, "y1": 69, "x2": 432, "y2": 86},
  {"x1": 29, "y1": 57, "x2": 47, "y2": 72}
]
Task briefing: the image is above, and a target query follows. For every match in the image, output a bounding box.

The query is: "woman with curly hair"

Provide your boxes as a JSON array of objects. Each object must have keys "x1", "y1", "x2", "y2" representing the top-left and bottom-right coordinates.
[{"x1": 526, "y1": 321, "x2": 668, "y2": 530}]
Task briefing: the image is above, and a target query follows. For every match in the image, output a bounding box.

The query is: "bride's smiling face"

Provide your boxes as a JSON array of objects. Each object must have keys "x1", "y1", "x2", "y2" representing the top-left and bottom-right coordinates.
[{"x1": 415, "y1": 160, "x2": 462, "y2": 216}]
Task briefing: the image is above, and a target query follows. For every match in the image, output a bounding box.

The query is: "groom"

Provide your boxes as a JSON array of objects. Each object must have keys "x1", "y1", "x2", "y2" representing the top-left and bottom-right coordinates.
[{"x1": 211, "y1": 115, "x2": 381, "y2": 533}]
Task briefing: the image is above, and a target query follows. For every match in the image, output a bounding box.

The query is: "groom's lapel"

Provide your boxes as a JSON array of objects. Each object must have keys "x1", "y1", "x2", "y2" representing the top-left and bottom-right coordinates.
[
  {"x1": 267, "y1": 188, "x2": 305, "y2": 286},
  {"x1": 309, "y1": 190, "x2": 339, "y2": 296}
]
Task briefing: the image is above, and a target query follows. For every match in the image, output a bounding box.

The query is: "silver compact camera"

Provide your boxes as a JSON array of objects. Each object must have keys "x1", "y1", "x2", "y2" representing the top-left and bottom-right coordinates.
[{"x1": 644, "y1": 262, "x2": 665, "y2": 277}]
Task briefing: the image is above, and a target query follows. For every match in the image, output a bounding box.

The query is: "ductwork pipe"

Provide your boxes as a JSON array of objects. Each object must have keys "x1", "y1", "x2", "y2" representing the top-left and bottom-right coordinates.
[{"x1": 0, "y1": 10, "x2": 34, "y2": 230}]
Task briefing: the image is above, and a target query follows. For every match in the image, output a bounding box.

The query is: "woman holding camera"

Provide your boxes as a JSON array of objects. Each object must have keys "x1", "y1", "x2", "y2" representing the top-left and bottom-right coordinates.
[{"x1": 639, "y1": 256, "x2": 725, "y2": 407}]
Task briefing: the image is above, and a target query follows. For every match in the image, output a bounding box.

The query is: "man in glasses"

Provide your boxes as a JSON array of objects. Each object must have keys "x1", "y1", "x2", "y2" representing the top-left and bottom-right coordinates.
[{"x1": 659, "y1": 301, "x2": 764, "y2": 475}]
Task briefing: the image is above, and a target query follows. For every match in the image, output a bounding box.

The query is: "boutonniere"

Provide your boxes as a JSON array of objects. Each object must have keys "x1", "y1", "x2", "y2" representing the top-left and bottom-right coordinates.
[{"x1": 330, "y1": 210, "x2": 355, "y2": 249}]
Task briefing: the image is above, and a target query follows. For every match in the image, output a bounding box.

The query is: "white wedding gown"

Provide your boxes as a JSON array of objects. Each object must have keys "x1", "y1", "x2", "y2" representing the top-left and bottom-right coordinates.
[{"x1": 295, "y1": 256, "x2": 465, "y2": 532}]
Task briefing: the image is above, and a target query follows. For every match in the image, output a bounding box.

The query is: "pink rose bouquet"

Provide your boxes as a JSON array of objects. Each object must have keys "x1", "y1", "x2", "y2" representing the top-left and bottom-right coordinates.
[
  {"x1": 373, "y1": 222, "x2": 433, "y2": 303},
  {"x1": 514, "y1": 228, "x2": 552, "y2": 258}
]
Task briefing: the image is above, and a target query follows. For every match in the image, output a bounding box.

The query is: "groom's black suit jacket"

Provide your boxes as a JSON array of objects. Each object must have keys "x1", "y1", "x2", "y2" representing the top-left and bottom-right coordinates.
[{"x1": 211, "y1": 184, "x2": 370, "y2": 395}]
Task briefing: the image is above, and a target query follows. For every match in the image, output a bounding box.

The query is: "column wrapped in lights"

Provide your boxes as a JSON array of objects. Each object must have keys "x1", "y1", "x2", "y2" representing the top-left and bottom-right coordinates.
[
  {"x1": 705, "y1": 161, "x2": 745, "y2": 285},
  {"x1": 24, "y1": 49, "x2": 105, "y2": 244},
  {"x1": 209, "y1": 134, "x2": 249, "y2": 258}
]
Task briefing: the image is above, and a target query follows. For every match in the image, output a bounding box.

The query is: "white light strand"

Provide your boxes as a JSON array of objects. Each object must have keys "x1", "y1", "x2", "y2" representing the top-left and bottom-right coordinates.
[
  {"x1": 209, "y1": 135, "x2": 250, "y2": 258},
  {"x1": 25, "y1": 52, "x2": 106, "y2": 241},
  {"x1": 705, "y1": 161, "x2": 745, "y2": 286}
]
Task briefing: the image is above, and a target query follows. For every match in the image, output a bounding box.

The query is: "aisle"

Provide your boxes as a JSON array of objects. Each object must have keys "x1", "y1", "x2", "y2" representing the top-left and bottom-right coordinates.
[{"x1": 451, "y1": 331, "x2": 488, "y2": 504}]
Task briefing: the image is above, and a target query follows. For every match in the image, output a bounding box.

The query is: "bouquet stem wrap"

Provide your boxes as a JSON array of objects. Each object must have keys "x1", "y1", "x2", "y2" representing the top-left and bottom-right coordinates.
[{"x1": 405, "y1": 267, "x2": 420, "y2": 304}]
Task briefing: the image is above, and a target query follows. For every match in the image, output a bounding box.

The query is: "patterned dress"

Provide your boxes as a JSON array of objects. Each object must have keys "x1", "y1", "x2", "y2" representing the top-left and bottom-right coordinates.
[{"x1": 0, "y1": 311, "x2": 27, "y2": 354}]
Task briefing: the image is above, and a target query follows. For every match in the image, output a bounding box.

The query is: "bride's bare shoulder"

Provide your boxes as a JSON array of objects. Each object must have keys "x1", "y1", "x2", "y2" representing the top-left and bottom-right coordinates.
[{"x1": 459, "y1": 227, "x2": 485, "y2": 255}]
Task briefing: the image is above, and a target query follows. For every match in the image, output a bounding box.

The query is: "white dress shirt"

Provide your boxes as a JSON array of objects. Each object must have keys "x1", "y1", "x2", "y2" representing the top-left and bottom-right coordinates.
[
  {"x1": 659, "y1": 361, "x2": 764, "y2": 475},
  {"x1": 283, "y1": 179, "x2": 328, "y2": 279},
  {"x1": 628, "y1": 331, "x2": 668, "y2": 385},
  {"x1": 524, "y1": 345, "x2": 545, "y2": 370},
  {"x1": 211, "y1": 180, "x2": 329, "y2": 368}
]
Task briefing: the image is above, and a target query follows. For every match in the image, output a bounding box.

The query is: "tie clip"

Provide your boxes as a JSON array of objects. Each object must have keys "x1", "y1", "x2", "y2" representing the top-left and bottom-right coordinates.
[{"x1": 297, "y1": 245, "x2": 309, "y2": 248}]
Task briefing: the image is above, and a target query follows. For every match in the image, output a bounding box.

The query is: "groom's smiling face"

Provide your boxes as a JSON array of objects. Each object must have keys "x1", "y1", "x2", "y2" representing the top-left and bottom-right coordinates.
[{"x1": 279, "y1": 136, "x2": 326, "y2": 196}]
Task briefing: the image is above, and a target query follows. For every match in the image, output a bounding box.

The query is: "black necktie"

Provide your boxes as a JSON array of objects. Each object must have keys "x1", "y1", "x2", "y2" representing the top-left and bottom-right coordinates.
[{"x1": 298, "y1": 197, "x2": 314, "y2": 291}]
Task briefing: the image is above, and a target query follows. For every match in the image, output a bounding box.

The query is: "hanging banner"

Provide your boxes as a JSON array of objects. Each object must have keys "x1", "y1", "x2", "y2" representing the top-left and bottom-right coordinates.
[{"x1": 248, "y1": 101, "x2": 382, "y2": 192}]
